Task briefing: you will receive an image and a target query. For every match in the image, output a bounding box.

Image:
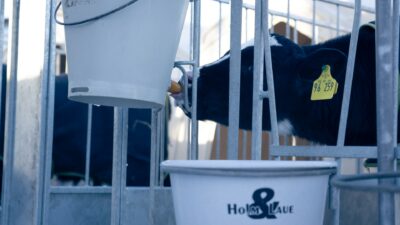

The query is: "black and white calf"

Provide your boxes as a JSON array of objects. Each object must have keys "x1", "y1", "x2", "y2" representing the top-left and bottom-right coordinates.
[{"x1": 179, "y1": 24, "x2": 399, "y2": 146}]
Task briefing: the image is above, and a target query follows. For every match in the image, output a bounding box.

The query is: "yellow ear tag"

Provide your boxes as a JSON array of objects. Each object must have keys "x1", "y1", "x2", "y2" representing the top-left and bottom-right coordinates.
[{"x1": 311, "y1": 65, "x2": 339, "y2": 101}]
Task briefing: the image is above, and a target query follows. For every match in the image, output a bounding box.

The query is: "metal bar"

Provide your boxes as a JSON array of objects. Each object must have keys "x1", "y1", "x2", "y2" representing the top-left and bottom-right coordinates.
[
  {"x1": 332, "y1": 0, "x2": 357, "y2": 219},
  {"x1": 375, "y1": 1, "x2": 396, "y2": 225},
  {"x1": 336, "y1": 0, "x2": 361, "y2": 148},
  {"x1": 332, "y1": 172, "x2": 400, "y2": 192},
  {"x1": 260, "y1": 91, "x2": 269, "y2": 98},
  {"x1": 336, "y1": 4, "x2": 340, "y2": 36},
  {"x1": 39, "y1": 0, "x2": 57, "y2": 224},
  {"x1": 268, "y1": 9, "x2": 349, "y2": 34},
  {"x1": 286, "y1": 0, "x2": 290, "y2": 39},
  {"x1": 1, "y1": 0, "x2": 20, "y2": 223},
  {"x1": 392, "y1": 0, "x2": 400, "y2": 192},
  {"x1": 263, "y1": 0, "x2": 279, "y2": 148},
  {"x1": 227, "y1": 0, "x2": 242, "y2": 159},
  {"x1": 242, "y1": 131, "x2": 247, "y2": 159},
  {"x1": 85, "y1": 104, "x2": 93, "y2": 185},
  {"x1": 0, "y1": 0, "x2": 5, "y2": 138},
  {"x1": 392, "y1": 0, "x2": 399, "y2": 164},
  {"x1": 245, "y1": 8, "x2": 249, "y2": 41},
  {"x1": 318, "y1": 0, "x2": 375, "y2": 13},
  {"x1": 251, "y1": 0, "x2": 263, "y2": 160},
  {"x1": 50, "y1": 186, "x2": 112, "y2": 194},
  {"x1": 189, "y1": 1, "x2": 194, "y2": 61},
  {"x1": 218, "y1": 1, "x2": 222, "y2": 57},
  {"x1": 212, "y1": 0, "x2": 375, "y2": 14},
  {"x1": 49, "y1": 186, "x2": 112, "y2": 194},
  {"x1": 190, "y1": 0, "x2": 200, "y2": 160},
  {"x1": 332, "y1": 2, "x2": 361, "y2": 224},
  {"x1": 111, "y1": 108, "x2": 129, "y2": 225},
  {"x1": 216, "y1": 1, "x2": 222, "y2": 160},
  {"x1": 187, "y1": 0, "x2": 193, "y2": 160},
  {"x1": 293, "y1": 20, "x2": 298, "y2": 44},
  {"x1": 270, "y1": 146, "x2": 379, "y2": 158},
  {"x1": 150, "y1": 109, "x2": 159, "y2": 187},
  {"x1": 149, "y1": 108, "x2": 159, "y2": 225},
  {"x1": 157, "y1": 108, "x2": 165, "y2": 186},
  {"x1": 270, "y1": 15, "x2": 274, "y2": 33},
  {"x1": 312, "y1": 0, "x2": 316, "y2": 44},
  {"x1": 216, "y1": 127, "x2": 221, "y2": 159},
  {"x1": 155, "y1": 109, "x2": 162, "y2": 186},
  {"x1": 217, "y1": 0, "x2": 355, "y2": 34}
]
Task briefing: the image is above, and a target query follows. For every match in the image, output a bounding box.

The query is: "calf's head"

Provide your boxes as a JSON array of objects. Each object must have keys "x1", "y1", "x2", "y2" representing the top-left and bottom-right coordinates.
[{"x1": 181, "y1": 34, "x2": 348, "y2": 138}]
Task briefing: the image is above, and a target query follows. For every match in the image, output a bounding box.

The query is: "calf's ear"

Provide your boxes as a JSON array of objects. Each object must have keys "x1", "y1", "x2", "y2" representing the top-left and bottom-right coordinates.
[{"x1": 298, "y1": 48, "x2": 347, "y2": 81}]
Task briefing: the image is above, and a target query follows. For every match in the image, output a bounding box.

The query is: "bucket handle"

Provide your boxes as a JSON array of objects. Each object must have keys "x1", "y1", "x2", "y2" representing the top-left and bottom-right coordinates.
[{"x1": 55, "y1": 0, "x2": 140, "y2": 26}]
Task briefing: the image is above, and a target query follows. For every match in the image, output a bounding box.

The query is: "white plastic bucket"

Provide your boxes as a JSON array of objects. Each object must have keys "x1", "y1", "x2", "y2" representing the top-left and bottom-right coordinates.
[
  {"x1": 161, "y1": 160, "x2": 337, "y2": 225},
  {"x1": 61, "y1": 0, "x2": 189, "y2": 108}
]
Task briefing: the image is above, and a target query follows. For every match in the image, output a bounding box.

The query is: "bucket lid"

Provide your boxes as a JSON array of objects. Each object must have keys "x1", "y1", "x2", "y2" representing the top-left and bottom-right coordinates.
[{"x1": 161, "y1": 160, "x2": 337, "y2": 177}]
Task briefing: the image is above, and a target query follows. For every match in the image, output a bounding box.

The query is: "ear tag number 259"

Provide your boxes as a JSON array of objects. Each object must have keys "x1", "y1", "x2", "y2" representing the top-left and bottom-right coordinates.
[{"x1": 311, "y1": 65, "x2": 338, "y2": 101}]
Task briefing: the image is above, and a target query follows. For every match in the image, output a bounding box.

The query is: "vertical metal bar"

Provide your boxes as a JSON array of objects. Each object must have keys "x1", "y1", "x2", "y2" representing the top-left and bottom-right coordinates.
[
  {"x1": 251, "y1": 0, "x2": 264, "y2": 160},
  {"x1": 155, "y1": 109, "x2": 161, "y2": 185},
  {"x1": 312, "y1": 0, "x2": 316, "y2": 44},
  {"x1": 1, "y1": 0, "x2": 20, "y2": 224},
  {"x1": 189, "y1": 1, "x2": 194, "y2": 61},
  {"x1": 39, "y1": 0, "x2": 57, "y2": 224},
  {"x1": 0, "y1": 0, "x2": 5, "y2": 133},
  {"x1": 187, "y1": 0, "x2": 194, "y2": 159},
  {"x1": 190, "y1": 0, "x2": 200, "y2": 160},
  {"x1": 293, "y1": 20, "x2": 298, "y2": 44},
  {"x1": 186, "y1": 116, "x2": 191, "y2": 159},
  {"x1": 218, "y1": 1, "x2": 222, "y2": 57},
  {"x1": 336, "y1": 1, "x2": 361, "y2": 149},
  {"x1": 216, "y1": 127, "x2": 221, "y2": 159},
  {"x1": 336, "y1": 4, "x2": 340, "y2": 36},
  {"x1": 85, "y1": 105, "x2": 93, "y2": 185},
  {"x1": 227, "y1": 0, "x2": 242, "y2": 159},
  {"x1": 157, "y1": 107, "x2": 165, "y2": 186},
  {"x1": 243, "y1": 4, "x2": 249, "y2": 161},
  {"x1": 356, "y1": 159, "x2": 363, "y2": 174},
  {"x1": 185, "y1": 0, "x2": 197, "y2": 158},
  {"x1": 270, "y1": 15, "x2": 274, "y2": 33},
  {"x1": 333, "y1": 1, "x2": 361, "y2": 225},
  {"x1": 216, "y1": 1, "x2": 222, "y2": 160},
  {"x1": 392, "y1": 0, "x2": 399, "y2": 159},
  {"x1": 245, "y1": 9, "x2": 249, "y2": 42},
  {"x1": 263, "y1": 0, "x2": 279, "y2": 148},
  {"x1": 376, "y1": 1, "x2": 396, "y2": 225},
  {"x1": 286, "y1": 0, "x2": 290, "y2": 39},
  {"x1": 111, "y1": 108, "x2": 129, "y2": 225},
  {"x1": 242, "y1": 131, "x2": 247, "y2": 159},
  {"x1": 149, "y1": 108, "x2": 160, "y2": 225},
  {"x1": 150, "y1": 109, "x2": 159, "y2": 187}
]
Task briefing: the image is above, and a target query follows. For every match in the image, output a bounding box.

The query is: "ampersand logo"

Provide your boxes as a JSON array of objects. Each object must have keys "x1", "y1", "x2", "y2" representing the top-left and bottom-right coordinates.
[
  {"x1": 248, "y1": 188, "x2": 279, "y2": 219},
  {"x1": 226, "y1": 187, "x2": 294, "y2": 220}
]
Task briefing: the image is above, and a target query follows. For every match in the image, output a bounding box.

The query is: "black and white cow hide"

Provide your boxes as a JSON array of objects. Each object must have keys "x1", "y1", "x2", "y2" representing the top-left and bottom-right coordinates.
[{"x1": 180, "y1": 24, "x2": 400, "y2": 146}]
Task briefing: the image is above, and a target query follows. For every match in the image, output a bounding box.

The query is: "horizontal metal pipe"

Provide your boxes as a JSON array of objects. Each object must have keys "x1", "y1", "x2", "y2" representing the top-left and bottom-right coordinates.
[
  {"x1": 212, "y1": 0, "x2": 371, "y2": 34},
  {"x1": 50, "y1": 186, "x2": 173, "y2": 194},
  {"x1": 212, "y1": 0, "x2": 374, "y2": 13},
  {"x1": 50, "y1": 187, "x2": 112, "y2": 194},
  {"x1": 332, "y1": 173, "x2": 400, "y2": 193},
  {"x1": 260, "y1": 91, "x2": 269, "y2": 99},
  {"x1": 270, "y1": 146, "x2": 379, "y2": 158},
  {"x1": 318, "y1": 0, "x2": 374, "y2": 13}
]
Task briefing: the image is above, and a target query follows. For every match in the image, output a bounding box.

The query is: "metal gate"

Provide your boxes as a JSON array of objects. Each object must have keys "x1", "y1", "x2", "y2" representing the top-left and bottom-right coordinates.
[{"x1": 0, "y1": 0, "x2": 398, "y2": 225}]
